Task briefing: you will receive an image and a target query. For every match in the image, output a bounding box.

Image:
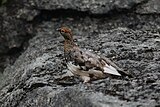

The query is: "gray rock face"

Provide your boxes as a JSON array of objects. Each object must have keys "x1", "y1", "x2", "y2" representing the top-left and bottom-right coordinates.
[
  {"x1": 0, "y1": 0, "x2": 160, "y2": 107},
  {"x1": 0, "y1": 5, "x2": 34, "y2": 72},
  {"x1": 136, "y1": 0, "x2": 160, "y2": 14},
  {"x1": 26, "y1": 0, "x2": 144, "y2": 14}
]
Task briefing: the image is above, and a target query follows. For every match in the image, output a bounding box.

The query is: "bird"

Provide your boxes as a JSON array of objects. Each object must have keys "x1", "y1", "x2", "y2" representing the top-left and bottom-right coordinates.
[{"x1": 57, "y1": 27, "x2": 133, "y2": 83}]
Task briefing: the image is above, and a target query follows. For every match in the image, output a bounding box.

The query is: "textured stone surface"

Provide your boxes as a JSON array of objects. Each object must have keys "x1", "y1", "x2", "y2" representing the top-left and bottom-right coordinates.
[
  {"x1": 1, "y1": 17, "x2": 160, "y2": 106},
  {"x1": 1, "y1": 0, "x2": 160, "y2": 72},
  {"x1": 0, "y1": 4, "x2": 34, "y2": 72},
  {"x1": 0, "y1": 0, "x2": 160, "y2": 107},
  {"x1": 25, "y1": 0, "x2": 144, "y2": 14},
  {"x1": 136, "y1": 0, "x2": 160, "y2": 14}
]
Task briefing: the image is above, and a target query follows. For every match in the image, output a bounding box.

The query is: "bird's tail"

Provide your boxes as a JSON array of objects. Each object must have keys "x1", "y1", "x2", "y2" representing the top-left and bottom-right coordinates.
[
  {"x1": 103, "y1": 64, "x2": 121, "y2": 76},
  {"x1": 100, "y1": 56, "x2": 134, "y2": 77}
]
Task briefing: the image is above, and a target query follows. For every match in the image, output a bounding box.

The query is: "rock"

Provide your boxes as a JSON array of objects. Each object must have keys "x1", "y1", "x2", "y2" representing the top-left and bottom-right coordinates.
[
  {"x1": 0, "y1": 4, "x2": 35, "y2": 72},
  {"x1": 0, "y1": 0, "x2": 160, "y2": 107},
  {"x1": 136, "y1": 0, "x2": 160, "y2": 14},
  {"x1": 0, "y1": 0, "x2": 160, "y2": 73},
  {"x1": 26, "y1": 0, "x2": 145, "y2": 14},
  {"x1": 0, "y1": 19, "x2": 160, "y2": 106}
]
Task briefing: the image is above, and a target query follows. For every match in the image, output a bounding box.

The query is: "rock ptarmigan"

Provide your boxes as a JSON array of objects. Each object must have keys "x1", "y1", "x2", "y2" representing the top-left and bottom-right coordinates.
[{"x1": 57, "y1": 27, "x2": 133, "y2": 83}]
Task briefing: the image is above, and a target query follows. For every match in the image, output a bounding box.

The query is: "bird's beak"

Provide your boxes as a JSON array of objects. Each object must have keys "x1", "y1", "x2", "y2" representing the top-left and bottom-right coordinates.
[{"x1": 56, "y1": 28, "x2": 61, "y2": 31}]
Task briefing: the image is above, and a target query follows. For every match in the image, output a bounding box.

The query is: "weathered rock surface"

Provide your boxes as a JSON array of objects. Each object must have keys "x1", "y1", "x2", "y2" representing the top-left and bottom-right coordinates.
[
  {"x1": 0, "y1": 5, "x2": 34, "y2": 72},
  {"x1": 0, "y1": 0, "x2": 160, "y2": 107},
  {"x1": 26, "y1": 0, "x2": 145, "y2": 14},
  {"x1": 136, "y1": 0, "x2": 160, "y2": 14}
]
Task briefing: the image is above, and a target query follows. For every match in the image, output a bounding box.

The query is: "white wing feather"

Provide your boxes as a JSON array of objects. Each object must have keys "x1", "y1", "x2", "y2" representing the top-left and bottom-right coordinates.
[{"x1": 103, "y1": 64, "x2": 121, "y2": 76}]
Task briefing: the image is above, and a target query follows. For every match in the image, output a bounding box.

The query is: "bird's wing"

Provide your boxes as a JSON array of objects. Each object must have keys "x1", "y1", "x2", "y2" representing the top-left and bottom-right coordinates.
[
  {"x1": 71, "y1": 48, "x2": 103, "y2": 70},
  {"x1": 70, "y1": 48, "x2": 122, "y2": 76},
  {"x1": 100, "y1": 56, "x2": 134, "y2": 77}
]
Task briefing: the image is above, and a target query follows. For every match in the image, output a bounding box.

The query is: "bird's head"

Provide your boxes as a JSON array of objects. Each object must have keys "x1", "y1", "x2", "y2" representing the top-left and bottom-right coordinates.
[{"x1": 57, "y1": 27, "x2": 73, "y2": 41}]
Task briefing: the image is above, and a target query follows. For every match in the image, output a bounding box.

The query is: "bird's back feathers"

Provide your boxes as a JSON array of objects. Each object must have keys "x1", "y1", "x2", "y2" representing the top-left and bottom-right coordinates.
[{"x1": 66, "y1": 47, "x2": 130, "y2": 78}]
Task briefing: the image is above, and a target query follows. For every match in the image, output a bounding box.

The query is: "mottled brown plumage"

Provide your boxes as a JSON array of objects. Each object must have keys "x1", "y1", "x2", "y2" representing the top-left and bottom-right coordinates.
[{"x1": 57, "y1": 27, "x2": 133, "y2": 83}]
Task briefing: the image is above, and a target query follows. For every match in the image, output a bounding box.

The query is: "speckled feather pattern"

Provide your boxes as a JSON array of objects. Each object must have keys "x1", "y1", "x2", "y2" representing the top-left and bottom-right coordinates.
[{"x1": 58, "y1": 27, "x2": 132, "y2": 83}]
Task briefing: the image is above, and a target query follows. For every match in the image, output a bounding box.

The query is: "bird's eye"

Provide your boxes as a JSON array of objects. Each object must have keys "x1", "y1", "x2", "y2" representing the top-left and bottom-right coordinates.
[{"x1": 61, "y1": 30, "x2": 65, "y2": 33}]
